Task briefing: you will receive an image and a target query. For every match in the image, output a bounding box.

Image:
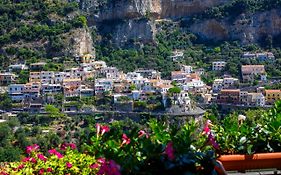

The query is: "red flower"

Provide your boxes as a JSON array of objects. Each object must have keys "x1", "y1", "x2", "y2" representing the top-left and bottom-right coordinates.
[
  {"x1": 39, "y1": 168, "x2": 44, "y2": 175},
  {"x1": 66, "y1": 162, "x2": 72, "y2": 168},
  {"x1": 0, "y1": 172, "x2": 8, "y2": 175},
  {"x1": 165, "y1": 142, "x2": 175, "y2": 161},
  {"x1": 37, "y1": 154, "x2": 47, "y2": 162},
  {"x1": 47, "y1": 167, "x2": 52, "y2": 172},
  {"x1": 101, "y1": 125, "x2": 110, "y2": 135},
  {"x1": 121, "y1": 134, "x2": 131, "y2": 146}
]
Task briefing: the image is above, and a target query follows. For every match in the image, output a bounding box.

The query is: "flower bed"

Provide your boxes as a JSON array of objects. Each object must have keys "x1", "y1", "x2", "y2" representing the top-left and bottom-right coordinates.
[{"x1": 1, "y1": 101, "x2": 280, "y2": 174}]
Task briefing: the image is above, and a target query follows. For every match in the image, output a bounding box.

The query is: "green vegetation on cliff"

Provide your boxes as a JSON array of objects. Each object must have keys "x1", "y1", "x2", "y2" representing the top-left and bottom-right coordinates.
[{"x1": 0, "y1": 0, "x2": 86, "y2": 68}]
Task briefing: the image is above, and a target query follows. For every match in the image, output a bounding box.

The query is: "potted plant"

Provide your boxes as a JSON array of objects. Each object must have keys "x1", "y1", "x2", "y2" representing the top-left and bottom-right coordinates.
[{"x1": 213, "y1": 101, "x2": 281, "y2": 171}]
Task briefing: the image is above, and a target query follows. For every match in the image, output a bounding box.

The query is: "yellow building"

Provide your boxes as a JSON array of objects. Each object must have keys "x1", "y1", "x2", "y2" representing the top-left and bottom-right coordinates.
[
  {"x1": 81, "y1": 54, "x2": 94, "y2": 64},
  {"x1": 29, "y1": 72, "x2": 41, "y2": 83},
  {"x1": 265, "y1": 90, "x2": 281, "y2": 104}
]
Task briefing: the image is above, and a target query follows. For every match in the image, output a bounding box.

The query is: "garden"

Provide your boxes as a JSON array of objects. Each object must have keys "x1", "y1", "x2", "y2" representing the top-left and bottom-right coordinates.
[{"x1": 1, "y1": 101, "x2": 281, "y2": 175}]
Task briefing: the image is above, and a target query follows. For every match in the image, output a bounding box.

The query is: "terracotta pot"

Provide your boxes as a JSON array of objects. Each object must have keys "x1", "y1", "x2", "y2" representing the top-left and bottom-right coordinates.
[{"x1": 218, "y1": 152, "x2": 281, "y2": 172}]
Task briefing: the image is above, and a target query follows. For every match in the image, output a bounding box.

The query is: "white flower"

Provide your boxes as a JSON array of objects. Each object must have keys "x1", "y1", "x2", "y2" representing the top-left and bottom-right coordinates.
[{"x1": 238, "y1": 115, "x2": 246, "y2": 121}]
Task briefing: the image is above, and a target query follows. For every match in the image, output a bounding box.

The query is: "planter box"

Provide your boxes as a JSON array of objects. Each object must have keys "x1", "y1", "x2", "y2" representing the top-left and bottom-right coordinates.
[{"x1": 218, "y1": 152, "x2": 281, "y2": 172}]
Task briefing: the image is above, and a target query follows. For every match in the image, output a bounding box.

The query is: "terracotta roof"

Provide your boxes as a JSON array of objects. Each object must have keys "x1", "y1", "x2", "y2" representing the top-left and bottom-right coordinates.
[
  {"x1": 241, "y1": 65, "x2": 265, "y2": 74},
  {"x1": 265, "y1": 89, "x2": 281, "y2": 93}
]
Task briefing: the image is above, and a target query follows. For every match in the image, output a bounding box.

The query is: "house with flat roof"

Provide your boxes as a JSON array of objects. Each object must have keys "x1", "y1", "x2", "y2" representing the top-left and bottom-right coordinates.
[{"x1": 241, "y1": 65, "x2": 265, "y2": 82}]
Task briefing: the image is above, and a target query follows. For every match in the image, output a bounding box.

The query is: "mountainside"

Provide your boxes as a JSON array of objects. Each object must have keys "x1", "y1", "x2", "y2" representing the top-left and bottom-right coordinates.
[
  {"x1": 0, "y1": 0, "x2": 94, "y2": 68},
  {"x1": 74, "y1": 0, "x2": 281, "y2": 46}
]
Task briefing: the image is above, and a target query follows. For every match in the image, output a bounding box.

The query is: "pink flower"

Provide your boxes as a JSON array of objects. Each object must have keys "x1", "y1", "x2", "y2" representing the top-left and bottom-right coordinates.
[
  {"x1": 208, "y1": 134, "x2": 220, "y2": 150},
  {"x1": 30, "y1": 157, "x2": 37, "y2": 164},
  {"x1": 97, "y1": 157, "x2": 106, "y2": 164},
  {"x1": 203, "y1": 120, "x2": 212, "y2": 135},
  {"x1": 97, "y1": 159, "x2": 121, "y2": 175},
  {"x1": 69, "y1": 143, "x2": 76, "y2": 150},
  {"x1": 37, "y1": 154, "x2": 47, "y2": 162},
  {"x1": 22, "y1": 157, "x2": 30, "y2": 162},
  {"x1": 96, "y1": 123, "x2": 101, "y2": 136},
  {"x1": 101, "y1": 125, "x2": 110, "y2": 135},
  {"x1": 48, "y1": 149, "x2": 63, "y2": 159},
  {"x1": 165, "y1": 142, "x2": 175, "y2": 161},
  {"x1": 60, "y1": 143, "x2": 67, "y2": 150},
  {"x1": 39, "y1": 168, "x2": 44, "y2": 175},
  {"x1": 47, "y1": 167, "x2": 52, "y2": 172},
  {"x1": 0, "y1": 172, "x2": 9, "y2": 175},
  {"x1": 121, "y1": 134, "x2": 131, "y2": 146},
  {"x1": 61, "y1": 143, "x2": 76, "y2": 150},
  {"x1": 26, "y1": 146, "x2": 33, "y2": 154},
  {"x1": 108, "y1": 160, "x2": 121, "y2": 175},
  {"x1": 90, "y1": 163, "x2": 99, "y2": 169},
  {"x1": 48, "y1": 149, "x2": 57, "y2": 155},
  {"x1": 33, "y1": 144, "x2": 40, "y2": 151},
  {"x1": 26, "y1": 144, "x2": 40, "y2": 154},
  {"x1": 55, "y1": 152, "x2": 64, "y2": 159},
  {"x1": 138, "y1": 130, "x2": 149, "y2": 138},
  {"x1": 17, "y1": 164, "x2": 24, "y2": 170},
  {"x1": 66, "y1": 162, "x2": 72, "y2": 168}
]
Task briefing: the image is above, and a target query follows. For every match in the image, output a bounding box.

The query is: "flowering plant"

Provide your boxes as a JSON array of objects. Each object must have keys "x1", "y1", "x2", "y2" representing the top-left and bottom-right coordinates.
[
  {"x1": 212, "y1": 101, "x2": 281, "y2": 155},
  {"x1": 2, "y1": 143, "x2": 99, "y2": 175},
  {"x1": 1, "y1": 118, "x2": 224, "y2": 175}
]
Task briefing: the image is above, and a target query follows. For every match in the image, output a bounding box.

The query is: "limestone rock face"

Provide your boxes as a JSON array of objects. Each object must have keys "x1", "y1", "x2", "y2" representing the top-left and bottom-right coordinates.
[
  {"x1": 190, "y1": 9, "x2": 281, "y2": 44},
  {"x1": 72, "y1": 0, "x2": 281, "y2": 45},
  {"x1": 64, "y1": 28, "x2": 94, "y2": 58}
]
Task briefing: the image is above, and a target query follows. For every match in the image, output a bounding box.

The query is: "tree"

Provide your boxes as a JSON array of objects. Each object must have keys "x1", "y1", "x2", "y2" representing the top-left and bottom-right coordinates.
[
  {"x1": 0, "y1": 93, "x2": 12, "y2": 111},
  {"x1": 45, "y1": 104, "x2": 64, "y2": 118},
  {"x1": 129, "y1": 84, "x2": 137, "y2": 91},
  {"x1": 168, "y1": 86, "x2": 181, "y2": 94}
]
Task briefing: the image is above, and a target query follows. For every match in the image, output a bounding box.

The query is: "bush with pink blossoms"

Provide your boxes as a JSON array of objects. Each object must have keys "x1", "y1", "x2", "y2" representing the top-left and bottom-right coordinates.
[{"x1": 2, "y1": 144, "x2": 99, "y2": 175}]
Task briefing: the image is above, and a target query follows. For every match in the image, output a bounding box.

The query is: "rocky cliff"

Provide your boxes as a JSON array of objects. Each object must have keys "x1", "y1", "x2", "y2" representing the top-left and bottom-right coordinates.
[
  {"x1": 190, "y1": 9, "x2": 281, "y2": 44},
  {"x1": 64, "y1": 28, "x2": 94, "y2": 58},
  {"x1": 73, "y1": 0, "x2": 281, "y2": 46}
]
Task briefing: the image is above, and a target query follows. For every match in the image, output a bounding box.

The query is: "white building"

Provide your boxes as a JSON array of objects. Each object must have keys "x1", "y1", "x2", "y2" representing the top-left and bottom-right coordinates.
[
  {"x1": 222, "y1": 77, "x2": 239, "y2": 88},
  {"x1": 100, "y1": 67, "x2": 121, "y2": 80},
  {"x1": 8, "y1": 64, "x2": 28, "y2": 72},
  {"x1": 132, "y1": 90, "x2": 141, "y2": 100},
  {"x1": 212, "y1": 79, "x2": 223, "y2": 93},
  {"x1": 55, "y1": 72, "x2": 66, "y2": 83},
  {"x1": 180, "y1": 65, "x2": 193, "y2": 74},
  {"x1": 8, "y1": 84, "x2": 25, "y2": 102},
  {"x1": 212, "y1": 61, "x2": 226, "y2": 71},
  {"x1": 93, "y1": 61, "x2": 107, "y2": 70},
  {"x1": 41, "y1": 84, "x2": 62, "y2": 93},
  {"x1": 170, "y1": 51, "x2": 184, "y2": 61},
  {"x1": 247, "y1": 93, "x2": 265, "y2": 107},
  {"x1": 40, "y1": 71, "x2": 55, "y2": 84},
  {"x1": 95, "y1": 79, "x2": 113, "y2": 94}
]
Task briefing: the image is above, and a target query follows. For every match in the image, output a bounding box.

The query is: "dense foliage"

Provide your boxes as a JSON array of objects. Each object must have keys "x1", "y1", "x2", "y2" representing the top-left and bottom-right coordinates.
[
  {"x1": 0, "y1": 0, "x2": 85, "y2": 68},
  {"x1": 1, "y1": 101, "x2": 281, "y2": 174}
]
